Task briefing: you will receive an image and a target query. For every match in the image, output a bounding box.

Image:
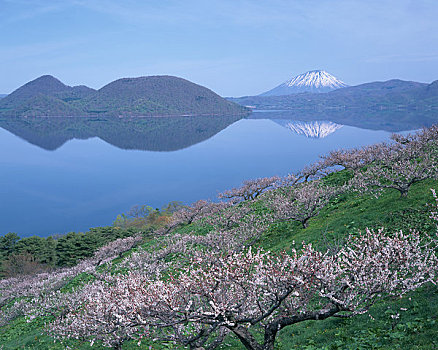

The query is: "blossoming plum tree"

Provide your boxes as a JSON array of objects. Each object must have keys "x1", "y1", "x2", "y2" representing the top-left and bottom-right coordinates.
[
  {"x1": 160, "y1": 200, "x2": 231, "y2": 234},
  {"x1": 267, "y1": 180, "x2": 347, "y2": 228},
  {"x1": 321, "y1": 144, "x2": 384, "y2": 173},
  {"x1": 218, "y1": 176, "x2": 280, "y2": 202},
  {"x1": 352, "y1": 139, "x2": 438, "y2": 198}
]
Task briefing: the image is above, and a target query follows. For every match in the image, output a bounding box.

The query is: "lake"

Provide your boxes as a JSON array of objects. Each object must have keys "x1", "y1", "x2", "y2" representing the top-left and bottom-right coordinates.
[{"x1": 0, "y1": 112, "x2": 420, "y2": 237}]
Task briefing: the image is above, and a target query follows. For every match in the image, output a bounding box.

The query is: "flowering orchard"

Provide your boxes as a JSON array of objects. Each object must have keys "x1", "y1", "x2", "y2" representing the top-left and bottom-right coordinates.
[{"x1": 23, "y1": 222, "x2": 438, "y2": 350}]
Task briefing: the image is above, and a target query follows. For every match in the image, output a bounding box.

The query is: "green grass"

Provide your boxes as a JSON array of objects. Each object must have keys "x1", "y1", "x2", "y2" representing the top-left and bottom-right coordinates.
[
  {"x1": 1, "y1": 176, "x2": 438, "y2": 349},
  {"x1": 258, "y1": 178, "x2": 437, "y2": 253}
]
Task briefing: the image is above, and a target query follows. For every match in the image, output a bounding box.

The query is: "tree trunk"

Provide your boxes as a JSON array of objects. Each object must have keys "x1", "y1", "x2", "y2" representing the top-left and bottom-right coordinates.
[
  {"x1": 302, "y1": 218, "x2": 309, "y2": 228},
  {"x1": 262, "y1": 331, "x2": 276, "y2": 350},
  {"x1": 262, "y1": 305, "x2": 341, "y2": 350},
  {"x1": 399, "y1": 189, "x2": 409, "y2": 198},
  {"x1": 230, "y1": 325, "x2": 263, "y2": 350}
]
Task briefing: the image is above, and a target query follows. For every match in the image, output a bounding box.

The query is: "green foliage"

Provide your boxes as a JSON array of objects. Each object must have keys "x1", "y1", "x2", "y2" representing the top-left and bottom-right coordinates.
[
  {"x1": 53, "y1": 227, "x2": 141, "y2": 267},
  {"x1": 14, "y1": 236, "x2": 57, "y2": 265},
  {"x1": 113, "y1": 201, "x2": 184, "y2": 231},
  {"x1": 322, "y1": 169, "x2": 354, "y2": 186},
  {"x1": 0, "y1": 233, "x2": 19, "y2": 260},
  {"x1": 0, "y1": 226, "x2": 140, "y2": 276}
]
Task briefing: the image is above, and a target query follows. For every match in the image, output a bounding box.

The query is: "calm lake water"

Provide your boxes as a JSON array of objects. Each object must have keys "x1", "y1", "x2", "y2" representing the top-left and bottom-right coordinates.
[{"x1": 0, "y1": 112, "x2": 417, "y2": 237}]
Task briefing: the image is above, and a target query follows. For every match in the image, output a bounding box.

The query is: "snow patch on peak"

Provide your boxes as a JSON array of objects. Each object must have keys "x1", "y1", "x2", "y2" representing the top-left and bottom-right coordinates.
[
  {"x1": 284, "y1": 70, "x2": 347, "y2": 89},
  {"x1": 260, "y1": 70, "x2": 348, "y2": 96}
]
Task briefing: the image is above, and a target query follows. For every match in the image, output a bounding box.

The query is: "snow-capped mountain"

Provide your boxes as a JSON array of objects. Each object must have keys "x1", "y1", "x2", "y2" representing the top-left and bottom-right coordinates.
[
  {"x1": 260, "y1": 70, "x2": 348, "y2": 96},
  {"x1": 273, "y1": 120, "x2": 343, "y2": 139}
]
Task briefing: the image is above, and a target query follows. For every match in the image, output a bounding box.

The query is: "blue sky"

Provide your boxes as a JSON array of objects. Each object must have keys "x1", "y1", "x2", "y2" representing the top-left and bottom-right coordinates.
[{"x1": 1, "y1": 0, "x2": 438, "y2": 96}]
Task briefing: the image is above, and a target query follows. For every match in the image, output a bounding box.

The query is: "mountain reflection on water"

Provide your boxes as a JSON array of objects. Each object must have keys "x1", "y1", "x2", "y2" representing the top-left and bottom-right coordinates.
[
  {"x1": 272, "y1": 120, "x2": 343, "y2": 139},
  {"x1": 0, "y1": 115, "x2": 243, "y2": 152}
]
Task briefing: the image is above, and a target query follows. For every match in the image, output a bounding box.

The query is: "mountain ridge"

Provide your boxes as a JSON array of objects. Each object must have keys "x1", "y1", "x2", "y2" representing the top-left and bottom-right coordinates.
[
  {"x1": 0, "y1": 75, "x2": 248, "y2": 117},
  {"x1": 231, "y1": 79, "x2": 438, "y2": 112}
]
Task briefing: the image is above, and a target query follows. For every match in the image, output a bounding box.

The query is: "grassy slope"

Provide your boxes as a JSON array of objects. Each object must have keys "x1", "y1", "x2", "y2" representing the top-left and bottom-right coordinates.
[
  {"x1": 1, "y1": 177, "x2": 438, "y2": 349},
  {"x1": 249, "y1": 178, "x2": 438, "y2": 350}
]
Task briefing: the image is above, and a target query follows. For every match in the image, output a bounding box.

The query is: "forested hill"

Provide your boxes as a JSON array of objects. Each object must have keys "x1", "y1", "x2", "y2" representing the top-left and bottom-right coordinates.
[{"x1": 0, "y1": 75, "x2": 248, "y2": 117}]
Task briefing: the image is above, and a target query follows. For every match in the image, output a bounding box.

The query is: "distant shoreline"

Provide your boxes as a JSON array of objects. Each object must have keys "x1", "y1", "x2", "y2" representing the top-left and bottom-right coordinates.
[{"x1": 0, "y1": 112, "x2": 250, "y2": 118}]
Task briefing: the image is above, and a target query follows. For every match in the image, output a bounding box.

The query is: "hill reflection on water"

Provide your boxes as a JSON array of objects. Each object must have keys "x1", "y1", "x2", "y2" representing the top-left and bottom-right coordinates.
[{"x1": 0, "y1": 115, "x2": 244, "y2": 152}]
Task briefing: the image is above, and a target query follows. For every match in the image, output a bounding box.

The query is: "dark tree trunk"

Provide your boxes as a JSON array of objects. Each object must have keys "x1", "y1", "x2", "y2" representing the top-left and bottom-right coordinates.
[
  {"x1": 302, "y1": 218, "x2": 310, "y2": 228},
  {"x1": 262, "y1": 331, "x2": 277, "y2": 350},
  {"x1": 399, "y1": 189, "x2": 409, "y2": 198},
  {"x1": 230, "y1": 325, "x2": 263, "y2": 350},
  {"x1": 228, "y1": 306, "x2": 341, "y2": 350}
]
